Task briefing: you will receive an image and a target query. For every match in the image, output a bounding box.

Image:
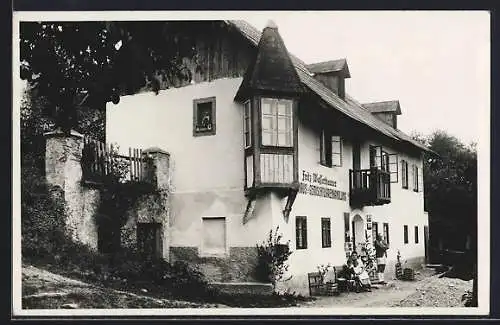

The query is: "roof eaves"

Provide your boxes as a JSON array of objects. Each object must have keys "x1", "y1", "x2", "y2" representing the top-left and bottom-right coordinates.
[{"x1": 226, "y1": 20, "x2": 432, "y2": 152}]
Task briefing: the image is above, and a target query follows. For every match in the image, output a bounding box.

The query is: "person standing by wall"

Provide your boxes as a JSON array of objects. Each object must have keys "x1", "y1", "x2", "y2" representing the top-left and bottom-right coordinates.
[{"x1": 375, "y1": 233, "x2": 389, "y2": 284}]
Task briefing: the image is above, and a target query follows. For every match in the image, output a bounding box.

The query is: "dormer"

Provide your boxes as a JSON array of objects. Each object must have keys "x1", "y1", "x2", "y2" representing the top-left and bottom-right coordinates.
[
  {"x1": 306, "y1": 59, "x2": 351, "y2": 99},
  {"x1": 362, "y1": 100, "x2": 402, "y2": 129}
]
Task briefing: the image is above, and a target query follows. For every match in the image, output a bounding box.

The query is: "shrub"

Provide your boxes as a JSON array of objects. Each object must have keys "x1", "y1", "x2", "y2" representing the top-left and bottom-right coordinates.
[{"x1": 255, "y1": 227, "x2": 293, "y2": 289}]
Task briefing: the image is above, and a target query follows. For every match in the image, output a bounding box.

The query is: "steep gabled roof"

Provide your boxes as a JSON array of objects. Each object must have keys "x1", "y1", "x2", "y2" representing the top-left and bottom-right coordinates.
[
  {"x1": 225, "y1": 20, "x2": 431, "y2": 153},
  {"x1": 235, "y1": 21, "x2": 305, "y2": 100},
  {"x1": 306, "y1": 59, "x2": 351, "y2": 78},
  {"x1": 363, "y1": 100, "x2": 402, "y2": 115}
]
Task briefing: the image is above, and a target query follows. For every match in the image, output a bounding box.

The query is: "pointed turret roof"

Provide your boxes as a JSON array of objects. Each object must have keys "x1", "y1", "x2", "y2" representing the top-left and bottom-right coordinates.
[{"x1": 235, "y1": 20, "x2": 305, "y2": 101}]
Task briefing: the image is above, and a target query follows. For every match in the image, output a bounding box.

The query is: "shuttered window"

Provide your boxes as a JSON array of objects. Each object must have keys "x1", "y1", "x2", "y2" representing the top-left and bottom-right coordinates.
[
  {"x1": 296, "y1": 216, "x2": 307, "y2": 249},
  {"x1": 320, "y1": 131, "x2": 342, "y2": 167}
]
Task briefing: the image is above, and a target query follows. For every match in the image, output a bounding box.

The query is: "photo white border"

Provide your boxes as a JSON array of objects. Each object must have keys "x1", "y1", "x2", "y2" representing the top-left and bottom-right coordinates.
[{"x1": 12, "y1": 10, "x2": 491, "y2": 317}]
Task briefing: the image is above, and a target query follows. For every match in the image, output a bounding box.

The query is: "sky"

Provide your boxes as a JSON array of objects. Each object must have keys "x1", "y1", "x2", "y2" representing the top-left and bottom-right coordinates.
[
  {"x1": 244, "y1": 11, "x2": 490, "y2": 145},
  {"x1": 15, "y1": 11, "x2": 489, "y2": 145}
]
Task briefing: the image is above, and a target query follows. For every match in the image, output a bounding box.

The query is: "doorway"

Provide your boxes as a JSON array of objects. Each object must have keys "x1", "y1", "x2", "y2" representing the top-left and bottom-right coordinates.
[
  {"x1": 352, "y1": 214, "x2": 365, "y2": 253},
  {"x1": 424, "y1": 225, "x2": 429, "y2": 264}
]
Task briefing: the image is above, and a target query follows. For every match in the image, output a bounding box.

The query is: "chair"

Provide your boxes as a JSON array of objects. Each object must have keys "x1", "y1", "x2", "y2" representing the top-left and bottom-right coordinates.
[{"x1": 308, "y1": 272, "x2": 325, "y2": 296}]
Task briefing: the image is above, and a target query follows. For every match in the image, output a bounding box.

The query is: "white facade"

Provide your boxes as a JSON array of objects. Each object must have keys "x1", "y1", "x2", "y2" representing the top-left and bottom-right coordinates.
[{"x1": 106, "y1": 75, "x2": 429, "y2": 294}]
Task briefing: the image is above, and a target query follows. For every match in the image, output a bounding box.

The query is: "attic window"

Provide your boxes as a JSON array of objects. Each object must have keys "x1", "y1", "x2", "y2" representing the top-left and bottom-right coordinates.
[{"x1": 193, "y1": 97, "x2": 216, "y2": 136}]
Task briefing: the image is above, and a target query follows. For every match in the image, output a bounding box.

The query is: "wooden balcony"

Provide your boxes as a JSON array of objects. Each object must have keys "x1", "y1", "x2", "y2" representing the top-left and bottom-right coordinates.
[{"x1": 349, "y1": 168, "x2": 391, "y2": 207}]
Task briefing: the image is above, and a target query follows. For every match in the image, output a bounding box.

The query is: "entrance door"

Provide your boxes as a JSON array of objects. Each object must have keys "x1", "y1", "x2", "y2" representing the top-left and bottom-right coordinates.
[
  {"x1": 352, "y1": 215, "x2": 364, "y2": 253},
  {"x1": 424, "y1": 225, "x2": 429, "y2": 264}
]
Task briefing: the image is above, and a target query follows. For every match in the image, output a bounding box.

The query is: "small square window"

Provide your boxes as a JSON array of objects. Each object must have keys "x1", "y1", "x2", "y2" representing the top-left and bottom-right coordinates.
[{"x1": 193, "y1": 97, "x2": 216, "y2": 136}]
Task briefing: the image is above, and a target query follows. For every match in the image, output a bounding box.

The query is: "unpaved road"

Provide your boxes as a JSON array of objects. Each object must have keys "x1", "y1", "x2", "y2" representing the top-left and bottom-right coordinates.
[
  {"x1": 22, "y1": 264, "x2": 222, "y2": 309},
  {"x1": 300, "y1": 268, "x2": 472, "y2": 308}
]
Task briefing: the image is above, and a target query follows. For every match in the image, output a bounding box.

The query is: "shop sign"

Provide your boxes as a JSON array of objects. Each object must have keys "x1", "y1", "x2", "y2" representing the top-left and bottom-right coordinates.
[{"x1": 299, "y1": 170, "x2": 348, "y2": 201}]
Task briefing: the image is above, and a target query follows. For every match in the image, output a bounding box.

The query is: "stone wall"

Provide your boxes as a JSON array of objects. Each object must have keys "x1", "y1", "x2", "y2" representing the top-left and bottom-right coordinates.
[
  {"x1": 44, "y1": 130, "x2": 171, "y2": 257},
  {"x1": 170, "y1": 246, "x2": 259, "y2": 282}
]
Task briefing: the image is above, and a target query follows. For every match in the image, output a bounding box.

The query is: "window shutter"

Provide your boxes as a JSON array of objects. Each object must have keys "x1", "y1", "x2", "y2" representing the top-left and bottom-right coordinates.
[
  {"x1": 389, "y1": 154, "x2": 399, "y2": 183},
  {"x1": 320, "y1": 130, "x2": 326, "y2": 165},
  {"x1": 418, "y1": 166, "x2": 424, "y2": 192}
]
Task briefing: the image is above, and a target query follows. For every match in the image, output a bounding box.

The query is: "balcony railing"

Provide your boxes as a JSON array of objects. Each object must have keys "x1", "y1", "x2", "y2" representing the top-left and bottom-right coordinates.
[{"x1": 349, "y1": 168, "x2": 391, "y2": 207}]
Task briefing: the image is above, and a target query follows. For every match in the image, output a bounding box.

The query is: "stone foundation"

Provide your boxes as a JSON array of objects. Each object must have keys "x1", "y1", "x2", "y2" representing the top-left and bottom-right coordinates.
[{"x1": 170, "y1": 246, "x2": 259, "y2": 282}]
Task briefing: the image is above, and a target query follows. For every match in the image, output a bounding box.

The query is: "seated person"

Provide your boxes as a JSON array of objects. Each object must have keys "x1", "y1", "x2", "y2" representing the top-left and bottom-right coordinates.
[{"x1": 349, "y1": 252, "x2": 372, "y2": 292}]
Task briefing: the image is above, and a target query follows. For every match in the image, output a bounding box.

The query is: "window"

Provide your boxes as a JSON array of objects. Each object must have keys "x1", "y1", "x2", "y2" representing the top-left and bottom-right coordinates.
[
  {"x1": 404, "y1": 225, "x2": 409, "y2": 244},
  {"x1": 321, "y1": 218, "x2": 332, "y2": 248},
  {"x1": 372, "y1": 222, "x2": 379, "y2": 243},
  {"x1": 296, "y1": 216, "x2": 307, "y2": 249},
  {"x1": 415, "y1": 226, "x2": 419, "y2": 244},
  {"x1": 201, "y1": 217, "x2": 227, "y2": 256},
  {"x1": 383, "y1": 222, "x2": 390, "y2": 244},
  {"x1": 243, "y1": 100, "x2": 252, "y2": 148},
  {"x1": 389, "y1": 154, "x2": 399, "y2": 183},
  {"x1": 193, "y1": 97, "x2": 216, "y2": 136},
  {"x1": 320, "y1": 131, "x2": 342, "y2": 167},
  {"x1": 370, "y1": 146, "x2": 389, "y2": 171},
  {"x1": 137, "y1": 222, "x2": 162, "y2": 259},
  {"x1": 261, "y1": 98, "x2": 293, "y2": 147},
  {"x1": 412, "y1": 164, "x2": 419, "y2": 192},
  {"x1": 401, "y1": 160, "x2": 409, "y2": 189}
]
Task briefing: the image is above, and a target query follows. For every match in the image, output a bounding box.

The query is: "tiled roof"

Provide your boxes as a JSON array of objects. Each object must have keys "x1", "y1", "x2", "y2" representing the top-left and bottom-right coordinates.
[
  {"x1": 362, "y1": 101, "x2": 402, "y2": 115},
  {"x1": 225, "y1": 20, "x2": 431, "y2": 153},
  {"x1": 306, "y1": 59, "x2": 351, "y2": 78}
]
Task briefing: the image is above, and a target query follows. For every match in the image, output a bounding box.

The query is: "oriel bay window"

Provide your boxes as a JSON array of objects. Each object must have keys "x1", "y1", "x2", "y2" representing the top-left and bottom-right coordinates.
[{"x1": 243, "y1": 96, "x2": 299, "y2": 191}]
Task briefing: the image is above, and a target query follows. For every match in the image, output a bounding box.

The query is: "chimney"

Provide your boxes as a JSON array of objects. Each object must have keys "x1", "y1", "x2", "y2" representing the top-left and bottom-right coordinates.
[
  {"x1": 306, "y1": 59, "x2": 350, "y2": 99},
  {"x1": 362, "y1": 100, "x2": 402, "y2": 129}
]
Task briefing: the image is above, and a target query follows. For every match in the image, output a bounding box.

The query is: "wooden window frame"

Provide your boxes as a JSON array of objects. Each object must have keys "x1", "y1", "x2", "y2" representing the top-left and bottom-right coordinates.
[
  {"x1": 389, "y1": 153, "x2": 399, "y2": 183},
  {"x1": 413, "y1": 164, "x2": 419, "y2": 192},
  {"x1": 260, "y1": 97, "x2": 293, "y2": 147},
  {"x1": 193, "y1": 97, "x2": 216, "y2": 137},
  {"x1": 320, "y1": 130, "x2": 343, "y2": 168},
  {"x1": 321, "y1": 218, "x2": 332, "y2": 248},
  {"x1": 401, "y1": 160, "x2": 409, "y2": 189},
  {"x1": 404, "y1": 225, "x2": 409, "y2": 244},
  {"x1": 243, "y1": 100, "x2": 252, "y2": 148},
  {"x1": 296, "y1": 216, "x2": 308, "y2": 250}
]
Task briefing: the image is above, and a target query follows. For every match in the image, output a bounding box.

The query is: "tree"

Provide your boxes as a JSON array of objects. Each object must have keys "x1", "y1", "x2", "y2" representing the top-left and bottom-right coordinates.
[
  {"x1": 19, "y1": 21, "x2": 206, "y2": 134},
  {"x1": 413, "y1": 130, "x2": 477, "y2": 306}
]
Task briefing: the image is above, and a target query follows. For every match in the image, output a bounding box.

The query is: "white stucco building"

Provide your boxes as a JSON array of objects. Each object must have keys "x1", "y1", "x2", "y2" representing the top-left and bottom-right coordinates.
[{"x1": 105, "y1": 20, "x2": 431, "y2": 294}]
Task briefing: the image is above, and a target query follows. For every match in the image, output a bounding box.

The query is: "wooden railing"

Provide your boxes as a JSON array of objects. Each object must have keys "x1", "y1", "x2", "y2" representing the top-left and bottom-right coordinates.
[
  {"x1": 349, "y1": 168, "x2": 391, "y2": 207},
  {"x1": 82, "y1": 136, "x2": 151, "y2": 184}
]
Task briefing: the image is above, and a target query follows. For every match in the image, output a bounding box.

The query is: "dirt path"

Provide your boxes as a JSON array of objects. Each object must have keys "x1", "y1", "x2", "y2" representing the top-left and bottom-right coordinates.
[
  {"x1": 300, "y1": 268, "x2": 472, "y2": 308},
  {"x1": 22, "y1": 264, "x2": 223, "y2": 309}
]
